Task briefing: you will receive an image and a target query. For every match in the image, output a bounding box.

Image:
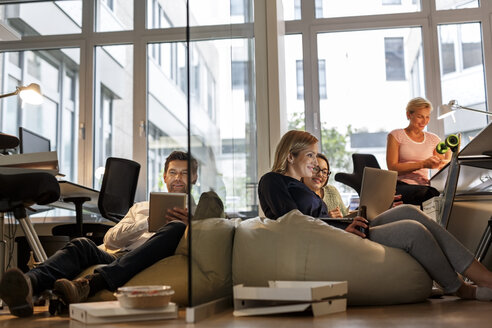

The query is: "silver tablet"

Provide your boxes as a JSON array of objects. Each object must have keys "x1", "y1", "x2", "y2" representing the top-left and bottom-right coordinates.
[{"x1": 148, "y1": 192, "x2": 187, "y2": 232}]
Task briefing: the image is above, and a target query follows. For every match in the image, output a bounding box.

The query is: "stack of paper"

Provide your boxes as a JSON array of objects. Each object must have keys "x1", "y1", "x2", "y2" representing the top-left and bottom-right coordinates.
[
  {"x1": 422, "y1": 196, "x2": 442, "y2": 222},
  {"x1": 233, "y1": 280, "x2": 347, "y2": 317},
  {"x1": 0, "y1": 151, "x2": 59, "y2": 175},
  {"x1": 70, "y1": 301, "x2": 178, "y2": 324}
]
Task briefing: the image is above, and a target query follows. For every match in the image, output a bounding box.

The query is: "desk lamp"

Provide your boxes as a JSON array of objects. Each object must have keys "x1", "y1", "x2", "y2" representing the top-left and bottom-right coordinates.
[
  {"x1": 0, "y1": 83, "x2": 44, "y2": 150},
  {"x1": 0, "y1": 83, "x2": 43, "y2": 105},
  {"x1": 438, "y1": 99, "x2": 492, "y2": 120}
]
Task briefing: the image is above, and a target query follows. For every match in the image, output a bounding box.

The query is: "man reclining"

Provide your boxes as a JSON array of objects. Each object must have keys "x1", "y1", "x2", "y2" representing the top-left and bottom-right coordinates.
[{"x1": 0, "y1": 151, "x2": 197, "y2": 317}]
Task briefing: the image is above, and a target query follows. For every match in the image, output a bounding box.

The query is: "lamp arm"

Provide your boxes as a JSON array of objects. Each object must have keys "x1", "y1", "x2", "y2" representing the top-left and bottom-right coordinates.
[
  {"x1": 0, "y1": 90, "x2": 19, "y2": 99},
  {"x1": 459, "y1": 106, "x2": 492, "y2": 116}
]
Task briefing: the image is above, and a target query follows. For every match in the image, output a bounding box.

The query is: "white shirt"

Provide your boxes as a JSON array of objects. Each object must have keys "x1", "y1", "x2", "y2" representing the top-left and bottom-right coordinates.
[
  {"x1": 99, "y1": 197, "x2": 196, "y2": 254},
  {"x1": 100, "y1": 201, "x2": 154, "y2": 254}
]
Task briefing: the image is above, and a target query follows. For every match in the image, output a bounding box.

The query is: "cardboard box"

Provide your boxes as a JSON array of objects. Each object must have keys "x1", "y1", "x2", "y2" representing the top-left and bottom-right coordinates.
[
  {"x1": 70, "y1": 301, "x2": 178, "y2": 324},
  {"x1": 233, "y1": 281, "x2": 347, "y2": 317}
]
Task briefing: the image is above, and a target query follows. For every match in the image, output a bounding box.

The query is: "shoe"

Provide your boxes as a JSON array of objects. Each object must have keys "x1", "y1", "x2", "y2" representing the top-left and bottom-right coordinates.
[
  {"x1": 0, "y1": 268, "x2": 33, "y2": 317},
  {"x1": 53, "y1": 276, "x2": 91, "y2": 304}
]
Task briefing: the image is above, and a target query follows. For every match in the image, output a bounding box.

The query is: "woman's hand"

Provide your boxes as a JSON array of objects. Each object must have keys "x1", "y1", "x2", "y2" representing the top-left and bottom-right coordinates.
[
  {"x1": 392, "y1": 194, "x2": 403, "y2": 207},
  {"x1": 421, "y1": 155, "x2": 441, "y2": 169},
  {"x1": 345, "y1": 216, "x2": 369, "y2": 238},
  {"x1": 328, "y1": 207, "x2": 343, "y2": 218}
]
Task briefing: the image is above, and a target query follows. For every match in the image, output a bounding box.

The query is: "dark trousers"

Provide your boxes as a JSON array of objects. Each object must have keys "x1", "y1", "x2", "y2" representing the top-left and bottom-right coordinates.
[
  {"x1": 396, "y1": 180, "x2": 440, "y2": 207},
  {"x1": 27, "y1": 221, "x2": 186, "y2": 294}
]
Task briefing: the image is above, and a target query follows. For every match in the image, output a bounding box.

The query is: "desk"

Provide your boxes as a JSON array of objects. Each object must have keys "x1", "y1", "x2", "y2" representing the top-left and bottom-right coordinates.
[
  {"x1": 53, "y1": 180, "x2": 99, "y2": 213},
  {"x1": 0, "y1": 165, "x2": 101, "y2": 236},
  {"x1": 430, "y1": 122, "x2": 492, "y2": 227},
  {"x1": 430, "y1": 123, "x2": 492, "y2": 269}
]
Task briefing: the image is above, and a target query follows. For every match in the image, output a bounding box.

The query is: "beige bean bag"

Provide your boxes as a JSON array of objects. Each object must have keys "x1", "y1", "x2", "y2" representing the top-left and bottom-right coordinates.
[
  {"x1": 232, "y1": 210, "x2": 432, "y2": 305},
  {"x1": 83, "y1": 217, "x2": 237, "y2": 306}
]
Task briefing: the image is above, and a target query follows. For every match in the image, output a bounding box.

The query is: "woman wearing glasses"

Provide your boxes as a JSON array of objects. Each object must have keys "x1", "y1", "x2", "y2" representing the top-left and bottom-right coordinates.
[
  {"x1": 302, "y1": 153, "x2": 348, "y2": 218},
  {"x1": 258, "y1": 129, "x2": 492, "y2": 301}
]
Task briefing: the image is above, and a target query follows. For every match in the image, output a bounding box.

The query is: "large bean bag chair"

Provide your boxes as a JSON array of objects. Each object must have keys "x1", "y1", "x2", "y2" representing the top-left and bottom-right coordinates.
[
  {"x1": 232, "y1": 210, "x2": 432, "y2": 305},
  {"x1": 81, "y1": 217, "x2": 237, "y2": 306}
]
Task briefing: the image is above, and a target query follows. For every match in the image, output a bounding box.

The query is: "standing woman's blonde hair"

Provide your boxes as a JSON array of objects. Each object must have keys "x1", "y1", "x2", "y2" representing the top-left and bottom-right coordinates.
[
  {"x1": 271, "y1": 130, "x2": 318, "y2": 174},
  {"x1": 406, "y1": 97, "x2": 433, "y2": 115}
]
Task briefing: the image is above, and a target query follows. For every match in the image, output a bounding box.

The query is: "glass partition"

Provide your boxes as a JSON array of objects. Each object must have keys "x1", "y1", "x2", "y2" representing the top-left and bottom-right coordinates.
[
  {"x1": 188, "y1": 0, "x2": 256, "y2": 308},
  {"x1": 187, "y1": 37, "x2": 257, "y2": 305}
]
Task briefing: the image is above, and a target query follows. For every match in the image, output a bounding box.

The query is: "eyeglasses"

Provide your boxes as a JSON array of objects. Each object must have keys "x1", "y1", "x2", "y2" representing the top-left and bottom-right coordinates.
[
  {"x1": 167, "y1": 169, "x2": 188, "y2": 178},
  {"x1": 312, "y1": 166, "x2": 331, "y2": 178}
]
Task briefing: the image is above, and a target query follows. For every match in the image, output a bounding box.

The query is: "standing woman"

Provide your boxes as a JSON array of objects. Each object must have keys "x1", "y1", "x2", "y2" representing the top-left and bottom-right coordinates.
[
  {"x1": 386, "y1": 97, "x2": 451, "y2": 206},
  {"x1": 259, "y1": 129, "x2": 492, "y2": 302}
]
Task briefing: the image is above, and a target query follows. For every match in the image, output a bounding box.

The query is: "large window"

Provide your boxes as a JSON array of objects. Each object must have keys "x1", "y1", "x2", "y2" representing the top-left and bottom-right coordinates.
[
  {"x1": 1, "y1": 0, "x2": 257, "y2": 214},
  {"x1": 1, "y1": 1, "x2": 82, "y2": 36},
  {"x1": 93, "y1": 45, "x2": 133, "y2": 188},
  {"x1": 283, "y1": 0, "x2": 491, "y2": 205},
  {"x1": 438, "y1": 22, "x2": 487, "y2": 144},
  {"x1": 0, "y1": 48, "x2": 79, "y2": 181},
  {"x1": 314, "y1": 28, "x2": 423, "y2": 195}
]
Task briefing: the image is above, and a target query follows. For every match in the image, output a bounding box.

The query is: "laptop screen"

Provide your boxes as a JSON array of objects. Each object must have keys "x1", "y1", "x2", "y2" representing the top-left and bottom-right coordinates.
[{"x1": 359, "y1": 167, "x2": 397, "y2": 221}]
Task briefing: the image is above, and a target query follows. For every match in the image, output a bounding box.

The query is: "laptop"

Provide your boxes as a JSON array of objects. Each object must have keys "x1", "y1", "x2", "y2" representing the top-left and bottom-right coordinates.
[
  {"x1": 358, "y1": 167, "x2": 397, "y2": 221},
  {"x1": 148, "y1": 192, "x2": 187, "y2": 232},
  {"x1": 322, "y1": 167, "x2": 397, "y2": 224}
]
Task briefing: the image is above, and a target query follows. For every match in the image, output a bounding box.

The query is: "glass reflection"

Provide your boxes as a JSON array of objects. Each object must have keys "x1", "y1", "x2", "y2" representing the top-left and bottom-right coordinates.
[
  {"x1": 436, "y1": 0, "x2": 478, "y2": 10},
  {"x1": 94, "y1": 45, "x2": 134, "y2": 189},
  {"x1": 314, "y1": 0, "x2": 420, "y2": 19},
  {"x1": 0, "y1": 1, "x2": 82, "y2": 37},
  {"x1": 438, "y1": 23, "x2": 487, "y2": 146}
]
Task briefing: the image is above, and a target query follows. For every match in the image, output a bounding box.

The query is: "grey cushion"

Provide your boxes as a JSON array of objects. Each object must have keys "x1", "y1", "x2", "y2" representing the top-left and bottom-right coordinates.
[{"x1": 232, "y1": 210, "x2": 432, "y2": 305}]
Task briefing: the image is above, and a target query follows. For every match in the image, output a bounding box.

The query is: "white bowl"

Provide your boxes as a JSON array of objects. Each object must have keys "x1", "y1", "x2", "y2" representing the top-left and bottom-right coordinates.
[{"x1": 114, "y1": 285, "x2": 174, "y2": 309}]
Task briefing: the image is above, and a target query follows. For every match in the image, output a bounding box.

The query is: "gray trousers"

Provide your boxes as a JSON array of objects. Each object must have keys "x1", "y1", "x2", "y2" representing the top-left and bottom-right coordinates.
[{"x1": 370, "y1": 205, "x2": 474, "y2": 293}]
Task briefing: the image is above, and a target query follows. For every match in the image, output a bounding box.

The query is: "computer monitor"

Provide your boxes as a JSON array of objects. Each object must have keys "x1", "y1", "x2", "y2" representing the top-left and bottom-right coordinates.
[{"x1": 19, "y1": 127, "x2": 51, "y2": 154}]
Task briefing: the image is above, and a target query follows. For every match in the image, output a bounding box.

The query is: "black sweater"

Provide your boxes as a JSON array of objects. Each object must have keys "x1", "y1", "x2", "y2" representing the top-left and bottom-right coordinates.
[{"x1": 258, "y1": 172, "x2": 329, "y2": 220}]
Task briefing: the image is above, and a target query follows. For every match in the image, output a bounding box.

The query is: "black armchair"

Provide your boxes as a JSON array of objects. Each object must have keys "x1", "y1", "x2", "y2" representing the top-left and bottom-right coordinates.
[
  {"x1": 0, "y1": 132, "x2": 61, "y2": 263},
  {"x1": 0, "y1": 170, "x2": 60, "y2": 262},
  {"x1": 334, "y1": 153, "x2": 381, "y2": 195}
]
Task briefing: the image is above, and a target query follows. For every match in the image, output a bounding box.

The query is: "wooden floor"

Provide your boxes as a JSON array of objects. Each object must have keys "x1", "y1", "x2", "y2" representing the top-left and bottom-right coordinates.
[{"x1": 0, "y1": 296, "x2": 490, "y2": 327}]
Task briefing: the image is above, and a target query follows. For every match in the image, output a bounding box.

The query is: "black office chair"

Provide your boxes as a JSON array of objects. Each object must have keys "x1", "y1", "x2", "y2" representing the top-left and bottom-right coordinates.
[
  {"x1": 334, "y1": 153, "x2": 381, "y2": 195},
  {"x1": 0, "y1": 170, "x2": 60, "y2": 263},
  {"x1": 98, "y1": 157, "x2": 141, "y2": 223},
  {"x1": 52, "y1": 157, "x2": 140, "y2": 242}
]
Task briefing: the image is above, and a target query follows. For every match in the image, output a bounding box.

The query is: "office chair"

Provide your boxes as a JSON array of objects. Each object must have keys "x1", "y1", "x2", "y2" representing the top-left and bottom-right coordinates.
[
  {"x1": 0, "y1": 132, "x2": 61, "y2": 267},
  {"x1": 52, "y1": 157, "x2": 140, "y2": 242},
  {"x1": 334, "y1": 153, "x2": 381, "y2": 195},
  {"x1": 0, "y1": 171, "x2": 60, "y2": 264},
  {"x1": 98, "y1": 157, "x2": 141, "y2": 223}
]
